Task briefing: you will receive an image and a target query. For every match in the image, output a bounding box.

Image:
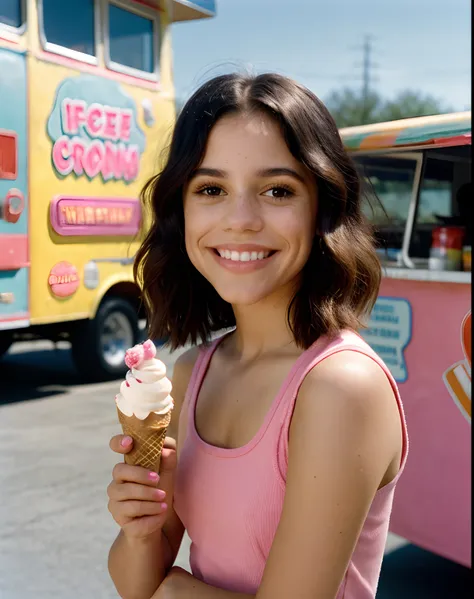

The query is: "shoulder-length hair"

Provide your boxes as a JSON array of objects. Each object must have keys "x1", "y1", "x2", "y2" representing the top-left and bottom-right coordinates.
[{"x1": 134, "y1": 72, "x2": 381, "y2": 350}]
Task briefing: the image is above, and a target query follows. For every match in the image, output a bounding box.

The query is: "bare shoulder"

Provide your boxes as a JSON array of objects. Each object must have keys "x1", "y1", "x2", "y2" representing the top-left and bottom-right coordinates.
[
  {"x1": 292, "y1": 349, "x2": 402, "y2": 480},
  {"x1": 298, "y1": 349, "x2": 398, "y2": 421}
]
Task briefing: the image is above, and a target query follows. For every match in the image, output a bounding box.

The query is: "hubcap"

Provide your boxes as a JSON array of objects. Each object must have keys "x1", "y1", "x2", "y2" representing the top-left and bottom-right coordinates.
[{"x1": 101, "y1": 311, "x2": 134, "y2": 369}]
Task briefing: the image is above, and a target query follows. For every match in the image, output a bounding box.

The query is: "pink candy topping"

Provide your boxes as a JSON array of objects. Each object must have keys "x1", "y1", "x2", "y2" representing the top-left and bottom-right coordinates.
[{"x1": 124, "y1": 339, "x2": 157, "y2": 370}]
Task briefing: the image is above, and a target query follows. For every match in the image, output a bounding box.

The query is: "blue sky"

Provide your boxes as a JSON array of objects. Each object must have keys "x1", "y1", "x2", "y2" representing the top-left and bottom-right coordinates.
[{"x1": 171, "y1": 0, "x2": 471, "y2": 111}]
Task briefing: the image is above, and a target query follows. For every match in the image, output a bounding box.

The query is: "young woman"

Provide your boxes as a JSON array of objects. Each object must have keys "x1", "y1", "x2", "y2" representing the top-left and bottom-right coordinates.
[{"x1": 107, "y1": 73, "x2": 407, "y2": 599}]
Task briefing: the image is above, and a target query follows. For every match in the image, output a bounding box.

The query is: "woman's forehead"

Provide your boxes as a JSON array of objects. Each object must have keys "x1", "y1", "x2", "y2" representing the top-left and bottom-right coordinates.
[
  {"x1": 200, "y1": 113, "x2": 304, "y2": 175},
  {"x1": 208, "y1": 112, "x2": 280, "y2": 141}
]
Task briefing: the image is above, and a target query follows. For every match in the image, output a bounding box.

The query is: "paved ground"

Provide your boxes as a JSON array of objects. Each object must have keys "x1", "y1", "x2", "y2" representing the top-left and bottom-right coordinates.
[{"x1": 0, "y1": 341, "x2": 471, "y2": 599}]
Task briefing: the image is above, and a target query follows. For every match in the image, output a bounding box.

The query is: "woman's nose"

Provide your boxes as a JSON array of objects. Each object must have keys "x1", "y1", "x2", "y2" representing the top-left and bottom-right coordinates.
[{"x1": 223, "y1": 195, "x2": 263, "y2": 232}]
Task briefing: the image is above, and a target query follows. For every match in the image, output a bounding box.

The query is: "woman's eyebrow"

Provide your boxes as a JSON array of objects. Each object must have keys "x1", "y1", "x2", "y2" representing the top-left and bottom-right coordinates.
[
  {"x1": 192, "y1": 167, "x2": 228, "y2": 178},
  {"x1": 257, "y1": 167, "x2": 306, "y2": 183},
  {"x1": 192, "y1": 166, "x2": 306, "y2": 183}
]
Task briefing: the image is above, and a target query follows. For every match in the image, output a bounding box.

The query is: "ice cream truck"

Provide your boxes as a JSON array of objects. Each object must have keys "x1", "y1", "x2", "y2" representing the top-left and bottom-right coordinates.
[
  {"x1": 341, "y1": 112, "x2": 471, "y2": 567},
  {"x1": 0, "y1": 0, "x2": 216, "y2": 381}
]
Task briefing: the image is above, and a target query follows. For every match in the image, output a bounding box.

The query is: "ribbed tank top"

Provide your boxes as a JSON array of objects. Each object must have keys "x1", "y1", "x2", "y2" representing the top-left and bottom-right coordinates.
[{"x1": 173, "y1": 330, "x2": 409, "y2": 598}]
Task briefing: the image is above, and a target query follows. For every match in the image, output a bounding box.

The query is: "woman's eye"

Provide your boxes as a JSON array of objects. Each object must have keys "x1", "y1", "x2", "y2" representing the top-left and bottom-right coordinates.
[
  {"x1": 263, "y1": 186, "x2": 293, "y2": 199},
  {"x1": 198, "y1": 186, "x2": 224, "y2": 197}
]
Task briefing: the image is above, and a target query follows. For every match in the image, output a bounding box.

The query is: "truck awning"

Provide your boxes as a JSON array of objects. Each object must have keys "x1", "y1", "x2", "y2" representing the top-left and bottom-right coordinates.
[
  {"x1": 172, "y1": 0, "x2": 216, "y2": 21},
  {"x1": 340, "y1": 111, "x2": 472, "y2": 152}
]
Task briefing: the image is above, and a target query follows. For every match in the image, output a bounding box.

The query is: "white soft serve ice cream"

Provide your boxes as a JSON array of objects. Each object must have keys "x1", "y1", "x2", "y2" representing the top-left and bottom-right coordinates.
[{"x1": 115, "y1": 340, "x2": 173, "y2": 420}]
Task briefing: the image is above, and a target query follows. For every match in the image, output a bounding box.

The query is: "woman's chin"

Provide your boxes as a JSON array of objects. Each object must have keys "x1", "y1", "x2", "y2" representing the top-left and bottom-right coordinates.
[{"x1": 214, "y1": 286, "x2": 274, "y2": 307}]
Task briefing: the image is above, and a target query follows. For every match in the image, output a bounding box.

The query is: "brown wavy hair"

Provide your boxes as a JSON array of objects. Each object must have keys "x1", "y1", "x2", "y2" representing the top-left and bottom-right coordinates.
[{"x1": 134, "y1": 73, "x2": 381, "y2": 350}]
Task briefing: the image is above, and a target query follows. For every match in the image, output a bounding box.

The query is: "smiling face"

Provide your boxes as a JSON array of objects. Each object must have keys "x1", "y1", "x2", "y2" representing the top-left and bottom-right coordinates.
[{"x1": 183, "y1": 112, "x2": 318, "y2": 307}]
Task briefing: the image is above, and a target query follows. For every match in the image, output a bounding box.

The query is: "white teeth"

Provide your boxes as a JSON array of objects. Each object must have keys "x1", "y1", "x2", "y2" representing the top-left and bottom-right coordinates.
[{"x1": 217, "y1": 249, "x2": 271, "y2": 261}]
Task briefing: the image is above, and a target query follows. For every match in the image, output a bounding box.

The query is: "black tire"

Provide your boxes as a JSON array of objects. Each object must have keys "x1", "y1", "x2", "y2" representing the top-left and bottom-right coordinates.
[
  {"x1": 0, "y1": 332, "x2": 13, "y2": 360},
  {"x1": 71, "y1": 297, "x2": 140, "y2": 382}
]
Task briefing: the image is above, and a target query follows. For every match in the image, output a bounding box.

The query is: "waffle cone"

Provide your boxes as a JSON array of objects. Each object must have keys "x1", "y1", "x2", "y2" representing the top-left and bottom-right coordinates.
[{"x1": 117, "y1": 408, "x2": 172, "y2": 474}]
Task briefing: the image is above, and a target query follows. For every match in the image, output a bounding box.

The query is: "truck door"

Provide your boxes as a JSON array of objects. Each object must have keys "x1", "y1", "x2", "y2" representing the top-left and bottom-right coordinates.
[{"x1": 0, "y1": 47, "x2": 29, "y2": 330}]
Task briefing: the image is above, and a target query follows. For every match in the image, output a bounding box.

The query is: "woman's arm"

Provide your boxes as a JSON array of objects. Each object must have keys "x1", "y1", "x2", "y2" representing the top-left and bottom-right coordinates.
[
  {"x1": 109, "y1": 530, "x2": 169, "y2": 599},
  {"x1": 254, "y1": 351, "x2": 402, "y2": 599},
  {"x1": 108, "y1": 347, "x2": 199, "y2": 599},
  {"x1": 156, "y1": 568, "x2": 253, "y2": 599}
]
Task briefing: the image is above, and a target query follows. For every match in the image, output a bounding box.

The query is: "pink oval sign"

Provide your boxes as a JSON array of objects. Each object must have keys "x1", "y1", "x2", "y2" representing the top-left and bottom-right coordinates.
[{"x1": 48, "y1": 261, "x2": 80, "y2": 298}]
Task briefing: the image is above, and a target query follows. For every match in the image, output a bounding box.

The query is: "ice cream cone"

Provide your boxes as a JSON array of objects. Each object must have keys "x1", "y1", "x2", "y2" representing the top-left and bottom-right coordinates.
[
  {"x1": 117, "y1": 407, "x2": 172, "y2": 473},
  {"x1": 115, "y1": 339, "x2": 174, "y2": 473}
]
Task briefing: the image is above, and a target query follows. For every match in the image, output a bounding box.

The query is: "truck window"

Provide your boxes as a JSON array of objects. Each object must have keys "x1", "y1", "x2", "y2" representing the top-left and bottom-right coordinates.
[
  {"x1": 355, "y1": 154, "x2": 419, "y2": 261},
  {"x1": 107, "y1": 0, "x2": 157, "y2": 76},
  {"x1": 41, "y1": 0, "x2": 96, "y2": 60},
  {"x1": 409, "y1": 145, "x2": 471, "y2": 260},
  {"x1": 0, "y1": 0, "x2": 24, "y2": 29}
]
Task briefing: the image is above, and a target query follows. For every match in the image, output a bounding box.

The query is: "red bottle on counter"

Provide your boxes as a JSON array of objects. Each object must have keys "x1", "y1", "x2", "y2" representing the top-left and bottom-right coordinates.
[{"x1": 429, "y1": 226, "x2": 465, "y2": 271}]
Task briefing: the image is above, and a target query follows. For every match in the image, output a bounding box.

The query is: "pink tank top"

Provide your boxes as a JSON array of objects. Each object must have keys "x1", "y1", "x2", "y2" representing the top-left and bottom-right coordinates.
[{"x1": 174, "y1": 330, "x2": 408, "y2": 598}]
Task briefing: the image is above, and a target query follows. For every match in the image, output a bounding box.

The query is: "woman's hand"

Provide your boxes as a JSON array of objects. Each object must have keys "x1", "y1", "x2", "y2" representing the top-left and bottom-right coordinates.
[{"x1": 107, "y1": 434, "x2": 177, "y2": 541}]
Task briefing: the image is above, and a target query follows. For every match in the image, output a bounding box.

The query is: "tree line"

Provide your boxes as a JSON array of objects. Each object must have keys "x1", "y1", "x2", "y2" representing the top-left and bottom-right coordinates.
[{"x1": 324, "y1": 88, "x2": 454, "y2": 128}]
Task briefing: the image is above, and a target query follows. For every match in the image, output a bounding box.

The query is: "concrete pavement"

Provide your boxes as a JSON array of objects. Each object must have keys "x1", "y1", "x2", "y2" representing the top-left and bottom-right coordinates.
[
  {"x1": 0, "y1": 341, "x2": 190, "y2": 599},
  {"x1": 0, "y1": 342, "x2": 471, "y2": 598}
]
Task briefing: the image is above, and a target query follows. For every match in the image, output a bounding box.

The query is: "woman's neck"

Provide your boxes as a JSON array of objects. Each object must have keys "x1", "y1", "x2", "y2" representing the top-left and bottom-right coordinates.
[{"x1": 227, "y1": 285, "x2": 299, "y2": 362}]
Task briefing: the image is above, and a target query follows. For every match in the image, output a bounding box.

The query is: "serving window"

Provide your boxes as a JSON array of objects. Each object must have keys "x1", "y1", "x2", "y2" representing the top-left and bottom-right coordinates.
[
  {"x1": 356, "y1": 145, "x2": 471, "y2": 269},
  {"x1": 409, "y1": 145, "x2": 471, "y2": 262},
  {"x1": 357, "y1": 154, "x2": 420, "y2": 263}
]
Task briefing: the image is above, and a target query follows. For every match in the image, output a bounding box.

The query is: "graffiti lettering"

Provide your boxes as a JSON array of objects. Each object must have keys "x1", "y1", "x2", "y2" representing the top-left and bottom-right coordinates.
[
  {"x1": 61, "y1": 99, "x2": 132, "y2": 141},
  {"x1": 52, "y1": 136, "x2": 140, "y2": 182},
  {"x1": 48, "y1": 77, "x2": 146, "y2": 184}
]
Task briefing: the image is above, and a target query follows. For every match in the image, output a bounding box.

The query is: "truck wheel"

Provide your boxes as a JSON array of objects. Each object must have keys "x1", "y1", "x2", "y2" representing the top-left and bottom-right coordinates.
[
  {"x1": 71, "y1": 297, "x2": 140, "y2": 382},
  {"x1": 0, "y1": 332, "x2": 13, "y2": 360}
]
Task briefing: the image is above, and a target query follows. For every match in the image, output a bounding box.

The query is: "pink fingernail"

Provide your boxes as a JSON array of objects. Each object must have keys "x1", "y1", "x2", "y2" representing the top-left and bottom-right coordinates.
[
  {"x1": 136, "y1": 378, "x2": 142, "y2": 384},
  {"x1": 161, "y1": 503, "x2": 168, "y2": 511},
  {"x1": 148, "y1": 472, "x2": 159, "y2": 481},
  {"x1": 121, "y1": 436, "x2": 132, "y2": 447}
]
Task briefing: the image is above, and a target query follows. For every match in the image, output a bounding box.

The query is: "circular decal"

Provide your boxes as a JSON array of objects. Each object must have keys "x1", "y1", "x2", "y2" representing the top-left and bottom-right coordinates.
[{"x1": 48, "y1": 262, "x2": 80, "y2": 298}]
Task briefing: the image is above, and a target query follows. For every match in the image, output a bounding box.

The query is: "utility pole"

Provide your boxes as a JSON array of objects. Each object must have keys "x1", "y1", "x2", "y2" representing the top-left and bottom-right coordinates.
[{"x1": 361, "y1": 34, "x2": 375, "y2": 123}]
